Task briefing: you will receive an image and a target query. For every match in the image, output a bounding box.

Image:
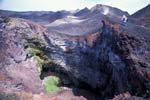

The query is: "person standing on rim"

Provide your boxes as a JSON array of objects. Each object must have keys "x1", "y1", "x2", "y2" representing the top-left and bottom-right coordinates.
[{"x1": 121, "y1": 15, "x2": 128, "y2": 26}]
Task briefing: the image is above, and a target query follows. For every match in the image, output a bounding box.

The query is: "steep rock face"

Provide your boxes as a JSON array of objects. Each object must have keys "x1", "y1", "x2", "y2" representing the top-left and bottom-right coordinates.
[
  {"x1": 44, "y1": 19, "x2": 150, "y2": 99},
  {"x1": 0, "y1": 16, "x2": 46, "y2": 93},
  {"x1": 0, "y1": 16, "x2": 90, "y2": 100}
]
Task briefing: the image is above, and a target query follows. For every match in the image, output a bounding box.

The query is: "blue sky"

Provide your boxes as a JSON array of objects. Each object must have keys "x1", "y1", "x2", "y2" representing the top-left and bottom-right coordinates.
[{"x1": 0, "y1": 0, "x2": 149, "y2": 14}]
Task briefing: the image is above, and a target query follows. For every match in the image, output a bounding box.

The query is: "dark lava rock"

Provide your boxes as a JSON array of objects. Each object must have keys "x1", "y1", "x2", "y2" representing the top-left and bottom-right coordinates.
[
  {"x1": 41, "y1": 19, "x2": 150, "y2": 99},
  {"x1": 112, "y1": 92, "x2": 146, "y2": 100},
  {"x1": 0, "y1": 6, "x2": 150, "y2": 100}
]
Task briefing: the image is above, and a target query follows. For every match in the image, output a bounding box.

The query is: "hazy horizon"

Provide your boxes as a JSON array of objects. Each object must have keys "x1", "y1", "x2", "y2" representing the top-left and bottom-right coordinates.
[{"x1": 0, "y1": 0, "x2": 150, "y2": 14}]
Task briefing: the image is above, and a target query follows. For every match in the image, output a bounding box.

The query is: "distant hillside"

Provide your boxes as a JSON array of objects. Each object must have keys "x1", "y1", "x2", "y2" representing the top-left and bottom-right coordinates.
[
  {"x1": 0, "y1": 10, "x2": 70, "y2": 24},
  {"x1": 91, "y1": 4, "x2": 129, "y2": 16},
  {"x1": 131, "y1": 4, "x2": 150, "y2": 18}
]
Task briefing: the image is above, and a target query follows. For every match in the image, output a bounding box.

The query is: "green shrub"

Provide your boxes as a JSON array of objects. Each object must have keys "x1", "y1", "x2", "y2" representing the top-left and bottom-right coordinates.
[
  {"x1": 25, "y1": 38, "x2": 61, "y2": 93},
  {"x1": 43, "y1": 76, "x2": 60, "y2": 93},
  {"x1": 26, "y1": 47, "x2": 56, "y2": 73},
  {"x1": 33, "y1": 56, "x2": 44, "y2": 72},
  {"x1": 27, "y1": 47, "x2": 44, "y2": 72},
  {"x1": 27, "y1": 47, "x2": 42, "y2": 57}
]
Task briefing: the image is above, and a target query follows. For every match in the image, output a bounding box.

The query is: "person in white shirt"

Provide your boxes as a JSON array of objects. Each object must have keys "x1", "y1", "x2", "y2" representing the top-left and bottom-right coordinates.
[{"x1": 121, "y1": 15, "x2": 128, "y2": 26}]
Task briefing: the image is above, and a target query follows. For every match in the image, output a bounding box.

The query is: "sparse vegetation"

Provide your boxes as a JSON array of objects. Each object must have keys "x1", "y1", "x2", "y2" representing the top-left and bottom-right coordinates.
[
  {"x1": 34, "y1": 56, "x2": 45, "y2": 72},
  {"x1": 24, "y1": 36, "x2": 45, "y2": 48},
  {"x1": 27, "y1": 47, "x2": 42, "y2": 57},
  {"x1": 26, "y1": 47, "x2": 45, "y2": 72},
  {"x1": 43, "y1": 76, "x2": 60, "y2": 93},
  {"x1": 26, "y1": 37, "x2": 58, "y2": 71},
  {"x1": 26, "y1": 46, "x2": 57, "y2": 74},
  {"x1": 25, "y1": 37, "x2": 62, "y2": 93}
]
